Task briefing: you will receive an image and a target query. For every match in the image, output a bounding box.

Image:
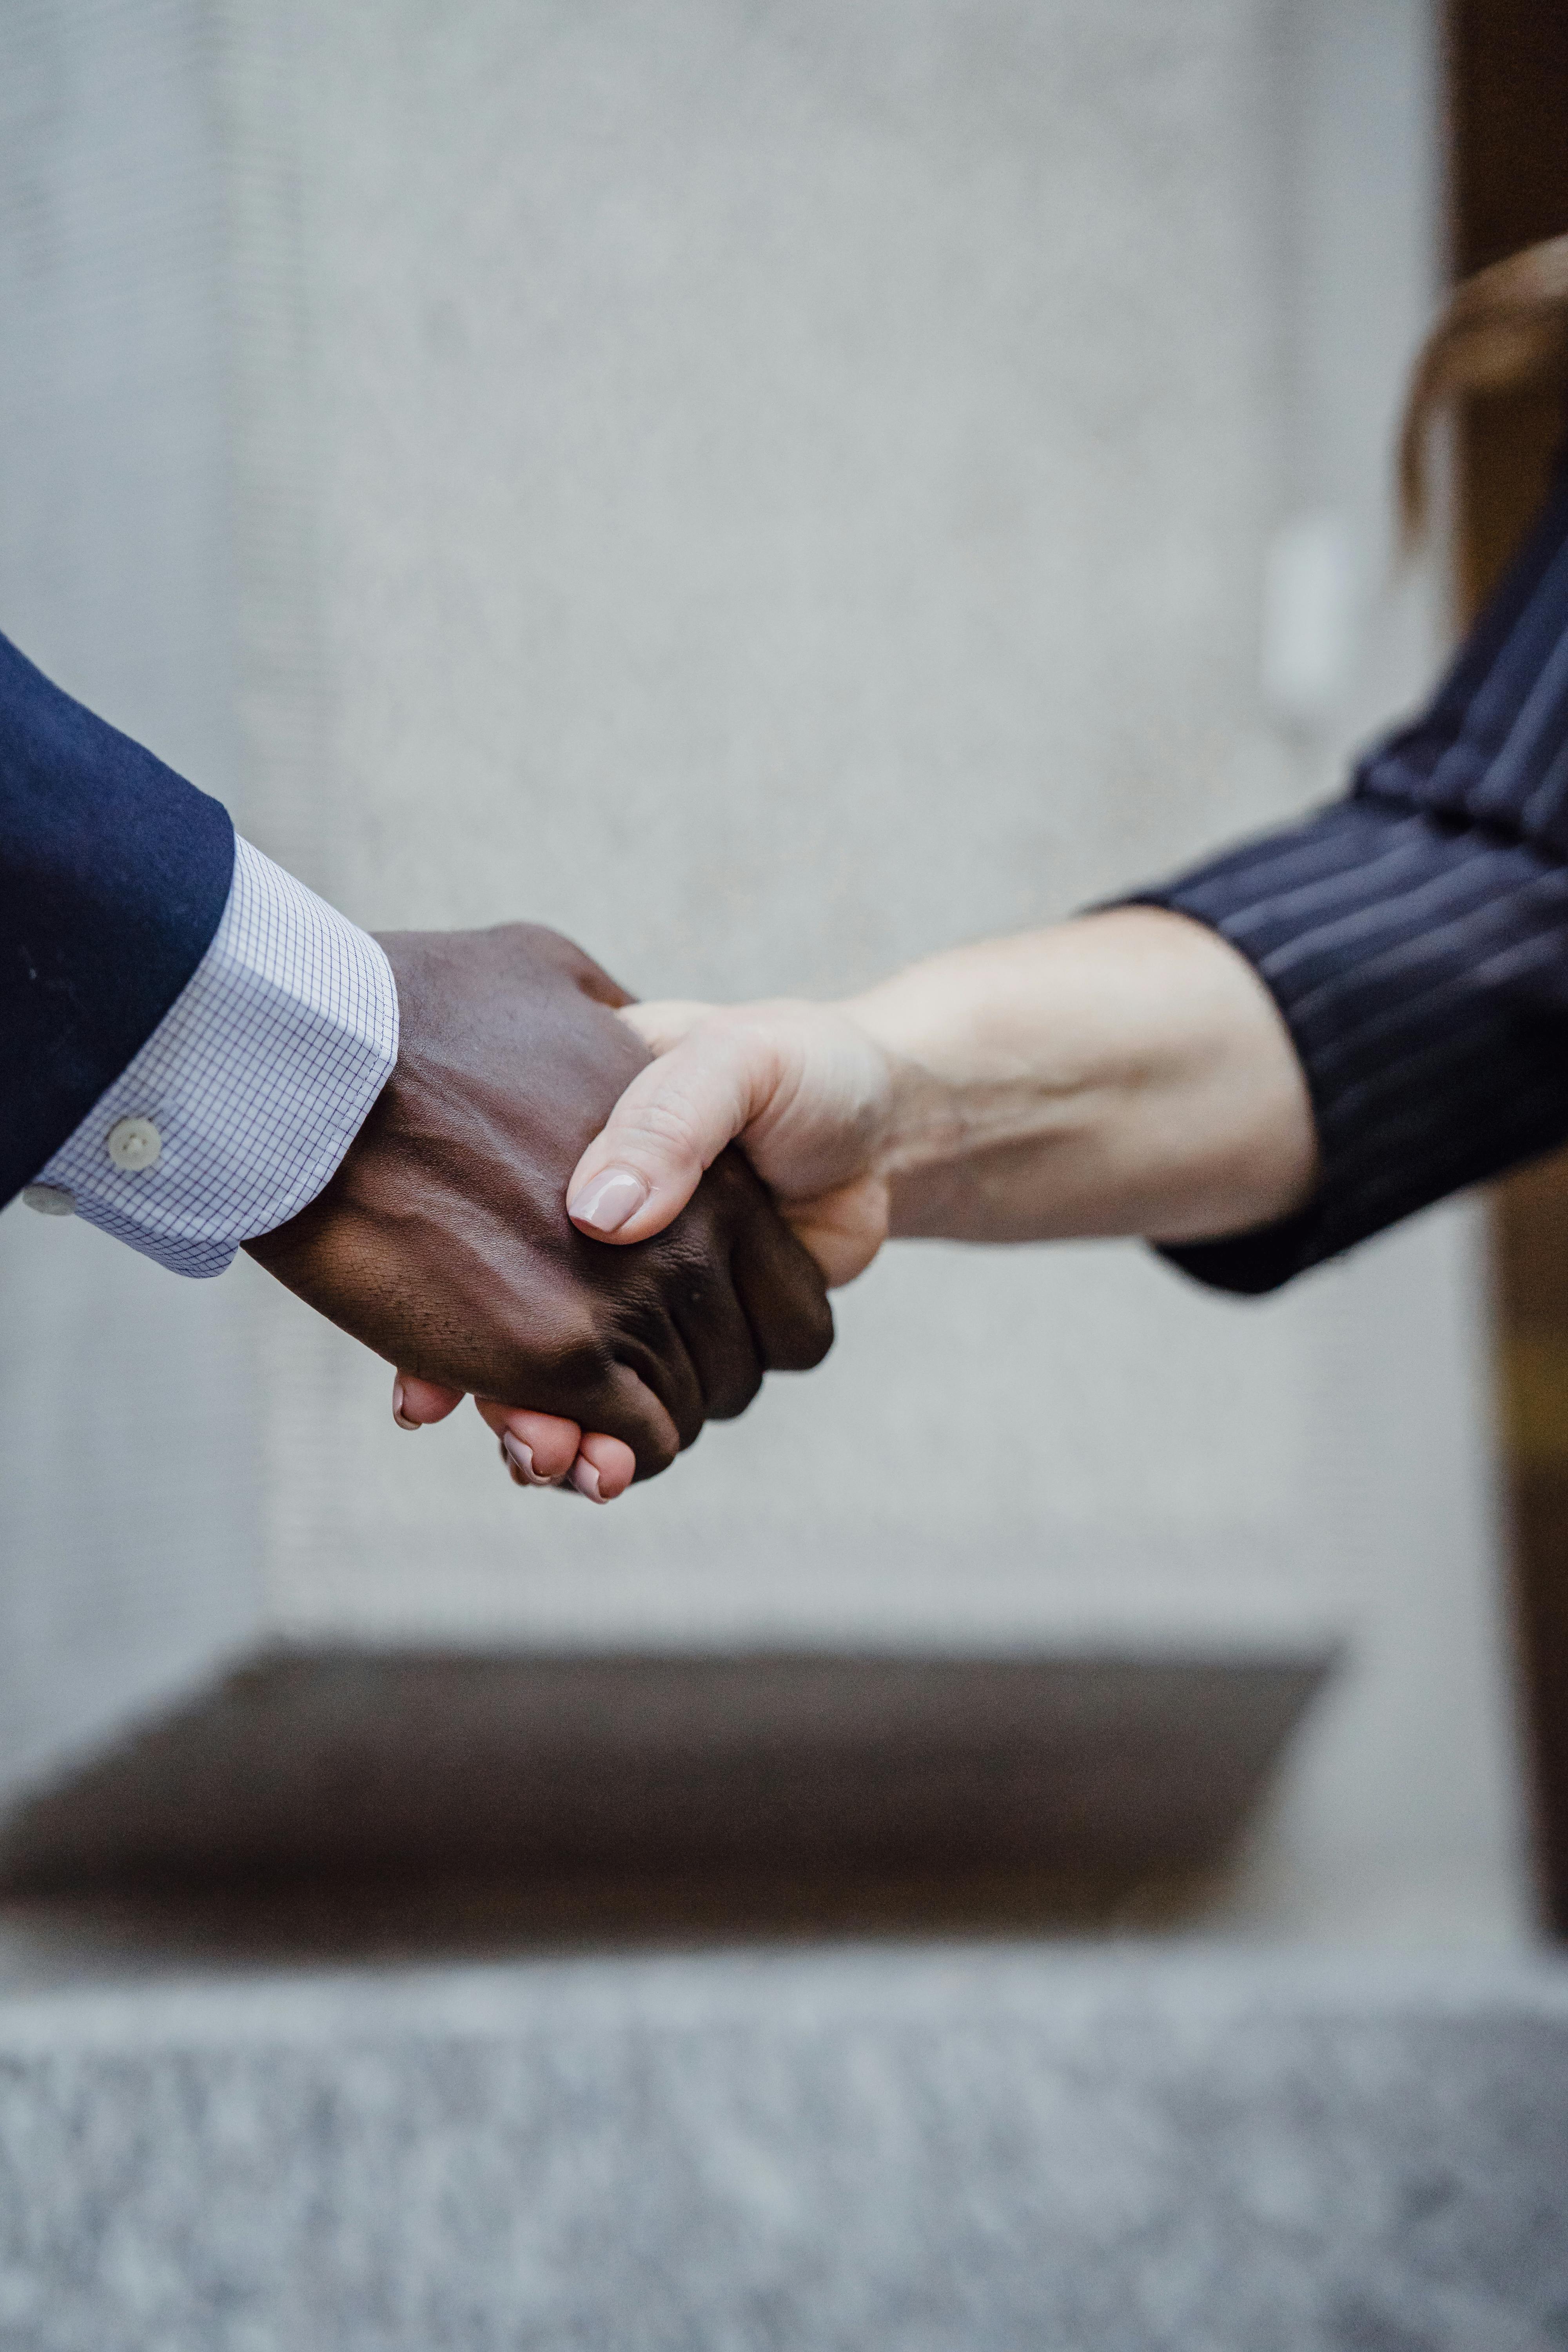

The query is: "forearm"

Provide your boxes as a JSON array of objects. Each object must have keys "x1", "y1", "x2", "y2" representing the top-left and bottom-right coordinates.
[
  {"x1": 847, "y1": 906, "x2": 1319, "y2": 1245},
  {"x1": 570, "y1": 907, "x2": 1319, "y2": 1285}
]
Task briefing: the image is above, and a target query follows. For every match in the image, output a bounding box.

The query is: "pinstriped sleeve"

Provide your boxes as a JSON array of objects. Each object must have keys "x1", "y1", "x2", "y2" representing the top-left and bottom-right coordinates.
[{"x1": 1129, "y1": 467, "x2": 1568, "y2": 1297}]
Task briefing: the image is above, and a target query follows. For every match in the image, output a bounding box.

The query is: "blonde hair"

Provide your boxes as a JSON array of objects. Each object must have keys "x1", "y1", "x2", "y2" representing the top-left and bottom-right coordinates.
[{"x1": 1400, "y1": 232, "x2": 1568, "y2": 540}]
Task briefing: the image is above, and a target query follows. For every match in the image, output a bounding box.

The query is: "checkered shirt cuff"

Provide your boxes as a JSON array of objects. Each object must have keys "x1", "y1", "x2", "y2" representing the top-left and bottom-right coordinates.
[{"x1": 34, "y1": 837, "x2": 399, "y2": 1277}]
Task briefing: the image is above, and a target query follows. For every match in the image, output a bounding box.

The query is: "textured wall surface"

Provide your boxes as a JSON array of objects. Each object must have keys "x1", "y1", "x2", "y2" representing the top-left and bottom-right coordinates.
[
  {"x1": 260, "y1": 0, "x2": 1315, "y2": 1634},
  {"x1": 0, "y1": 0, "x2": 1527, "y2": 1936},
  {"x1": 1, "y1": 1946, "x2": 1568, "y2": 2348},
  {"x1": 0, "y1": 0, "x2": 263, "y2": 1793}
]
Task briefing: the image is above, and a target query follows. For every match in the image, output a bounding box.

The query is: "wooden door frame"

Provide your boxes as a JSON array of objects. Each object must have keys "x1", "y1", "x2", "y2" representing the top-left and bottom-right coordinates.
[{"x1": 1448, "y1": 0, "x2": 1568, "y2": 1933}]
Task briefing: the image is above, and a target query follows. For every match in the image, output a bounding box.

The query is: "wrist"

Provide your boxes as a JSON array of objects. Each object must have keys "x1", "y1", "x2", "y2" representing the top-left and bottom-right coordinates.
[
  {"x1": 839, "y1": 910, "x2": 1303, "y2": 1246},
  {"x1": 833, "y1": 1014, "x2": 969, "y2": 1187},
  {"x1": 841, "y1": 935, "x2": 1099, "y2": 1187}
]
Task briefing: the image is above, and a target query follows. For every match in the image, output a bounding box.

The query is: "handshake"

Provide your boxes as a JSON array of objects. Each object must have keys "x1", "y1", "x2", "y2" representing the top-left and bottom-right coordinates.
[
  {"x1": 243, "y1": 903, "x2": 1321, "y2": 1504},
  {"x1": 245, "y1": 920, "x2": 896, "y2": 1506}
]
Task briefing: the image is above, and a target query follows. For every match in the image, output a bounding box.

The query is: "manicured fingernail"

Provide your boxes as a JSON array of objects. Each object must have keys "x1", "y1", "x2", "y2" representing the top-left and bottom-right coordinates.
[
  {"x1": 501, "y1": 1432, "x2": 551, "y2": 1487},
  {"x1": 569, "y1": 1168, "x2": 649, "y2": 1236},
  {"x1": 570, "y1": 1458, "x2": 606, "y2": 1504},
  {"x1": 392, "y1": 1380, "x2": 419, "y2": 1432}
]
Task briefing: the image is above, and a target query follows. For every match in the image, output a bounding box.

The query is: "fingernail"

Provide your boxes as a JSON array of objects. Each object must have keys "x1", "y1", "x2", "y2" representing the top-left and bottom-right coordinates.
[
  {"x1": 569, "y1": 1168, "x2": 649, "y2": 1236},
  {"x1": 501, "y1": 1432, "x2": 552, "y2": 1487},
  {"x1": 392, "y1": 1380, "x2": 419, "y2": 1432},
  {"x1": 570, "y1": 1458, "x2": 606, "y2": 1504}
]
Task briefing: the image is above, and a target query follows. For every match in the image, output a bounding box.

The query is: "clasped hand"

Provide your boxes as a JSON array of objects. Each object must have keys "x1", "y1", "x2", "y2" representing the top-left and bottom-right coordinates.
[
  {"x1": 245, "y1": 924, "x2": 838, "y2": 1503},
  {"x1": 247, "y1": 908, "x2": 1316, "y2": 1502}
]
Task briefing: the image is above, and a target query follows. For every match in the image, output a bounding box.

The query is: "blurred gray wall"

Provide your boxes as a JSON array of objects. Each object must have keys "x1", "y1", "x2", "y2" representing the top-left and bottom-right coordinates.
[{"x1": 0, "y1": 0, "x2": 1529, "y2": 1936}]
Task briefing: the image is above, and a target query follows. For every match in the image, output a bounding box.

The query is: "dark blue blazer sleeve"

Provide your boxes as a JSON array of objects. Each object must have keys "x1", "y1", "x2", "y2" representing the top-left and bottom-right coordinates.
[
  {"x1": 0, "y1": 631, "x2": 235, "y2": 1207},
  {"x1": 1125, "y1": 464, "x2": 1568, "y2": 1295}
]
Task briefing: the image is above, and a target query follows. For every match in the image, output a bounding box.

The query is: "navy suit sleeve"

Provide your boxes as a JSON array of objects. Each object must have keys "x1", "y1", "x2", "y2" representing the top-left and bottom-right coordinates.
[
  {"x1": 1125, "y1": 465, "x2": 1568, "y2": 1295},
  {"x1": 0, "y1": 631, "x2": 235, "y2": 1207}
]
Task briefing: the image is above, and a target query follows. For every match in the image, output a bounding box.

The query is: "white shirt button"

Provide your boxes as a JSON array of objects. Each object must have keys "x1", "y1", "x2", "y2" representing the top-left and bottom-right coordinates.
[
  {"x1": 21, "y1": 1183, "x2": 75, "y2": 1216},
  {"x1": 105, "y1": 1116, "x2": 163, "y2": 1173}
]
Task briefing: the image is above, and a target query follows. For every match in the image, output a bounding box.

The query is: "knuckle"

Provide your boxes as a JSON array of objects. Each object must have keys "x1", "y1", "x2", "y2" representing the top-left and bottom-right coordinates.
[
  {"x1": 507, "y1": 1309, "x2": 613, "y2": 1402},
  {"x1": 762, "y1": 1285, "x2": 835, "y2": 1372},
  {"x1": 706, "y1": 1350, "x2": 763, "y2": 1423},
  {"x1": 635, "y1": 1432, "x2": 680, "y2": 1482}
]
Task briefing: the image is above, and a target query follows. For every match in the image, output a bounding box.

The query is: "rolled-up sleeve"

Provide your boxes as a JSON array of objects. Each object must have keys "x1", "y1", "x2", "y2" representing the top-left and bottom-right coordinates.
[{"x1": 1129, "y1": 463, "x2": 1568, "y2": 1296}]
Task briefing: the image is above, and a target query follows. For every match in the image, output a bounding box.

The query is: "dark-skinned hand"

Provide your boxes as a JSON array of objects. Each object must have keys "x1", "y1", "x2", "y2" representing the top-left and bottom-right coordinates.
[{"x1": 245, "y1": 924, "x2": 834, "y2": 1481}]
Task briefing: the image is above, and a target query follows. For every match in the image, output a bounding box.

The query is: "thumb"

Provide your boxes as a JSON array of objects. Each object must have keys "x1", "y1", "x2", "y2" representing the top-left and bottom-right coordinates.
[{"x1": 568, "y1": 1018, "x2": 784, "y2": 1244}]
